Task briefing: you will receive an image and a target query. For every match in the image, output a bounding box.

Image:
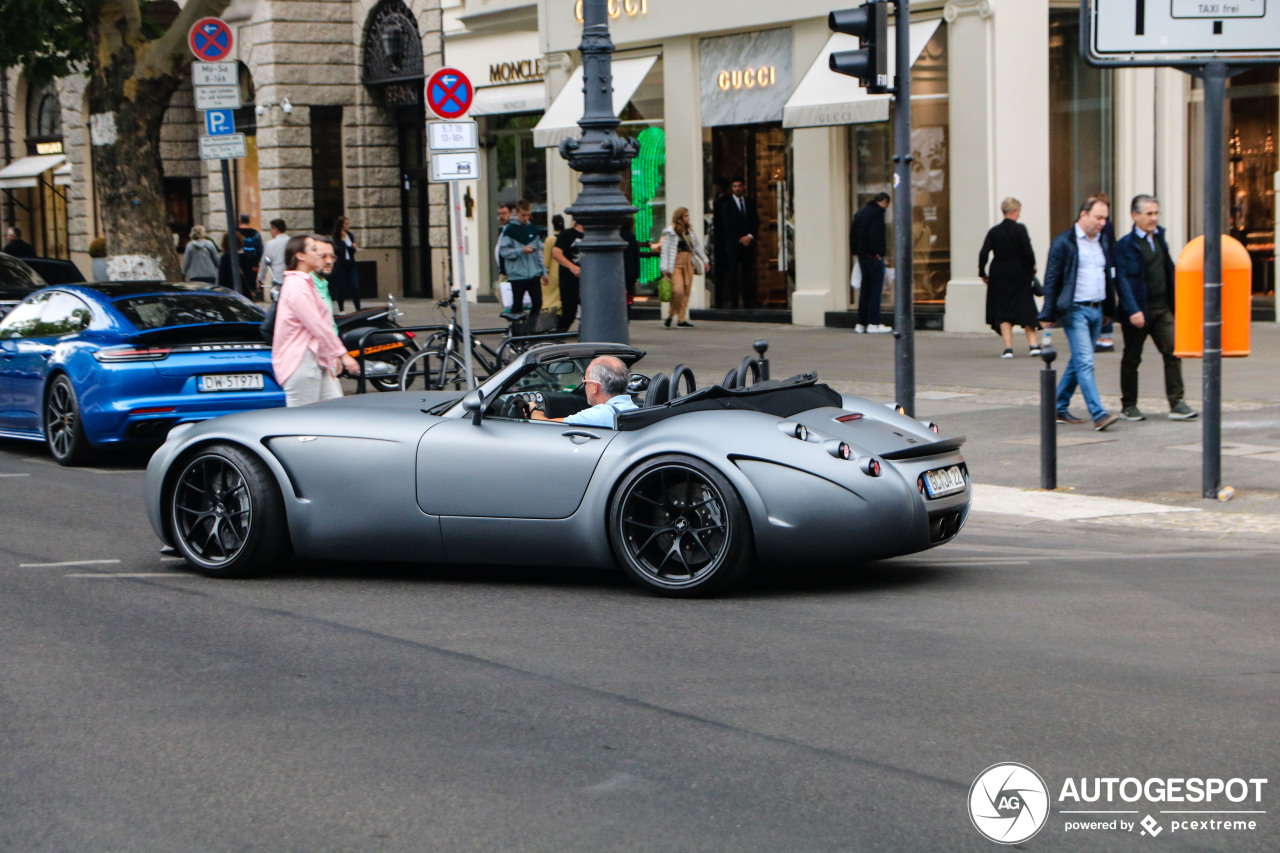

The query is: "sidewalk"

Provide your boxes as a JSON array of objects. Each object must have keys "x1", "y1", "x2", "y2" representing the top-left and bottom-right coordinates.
[{"x1": 380, "y1": 297, "x2": 1280, "y2": 529}]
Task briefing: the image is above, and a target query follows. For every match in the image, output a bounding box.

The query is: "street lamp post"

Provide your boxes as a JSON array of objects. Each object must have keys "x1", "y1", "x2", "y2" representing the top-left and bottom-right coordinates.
[{"x1": 559, "y1": 0, "x2": 638, "y2": 344}]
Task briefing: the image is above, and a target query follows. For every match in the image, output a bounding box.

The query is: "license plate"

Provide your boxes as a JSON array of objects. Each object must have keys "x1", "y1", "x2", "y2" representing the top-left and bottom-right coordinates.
[
  {"x1": 197, "y1": 373, "x2": 265, "y2": 392},
  {"x1": 923, "y1": 464, "x2": 966, "y2": 498}
]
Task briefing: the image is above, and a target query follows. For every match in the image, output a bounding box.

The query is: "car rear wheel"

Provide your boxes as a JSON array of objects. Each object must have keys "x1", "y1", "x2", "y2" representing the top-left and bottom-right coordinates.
[
  {"x1": 45, "y1": 375, "x2": 92, "y2": 466},
  {"x1": 169, "y1": 443, "x2": 286, "y2": 578},
  {"x1": 609, "y1": 455, "x2": 751, "y2": 597}
]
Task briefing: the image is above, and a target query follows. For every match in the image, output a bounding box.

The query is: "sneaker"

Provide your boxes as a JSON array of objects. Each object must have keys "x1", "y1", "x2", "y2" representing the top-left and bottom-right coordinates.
[
  {"x1": 1056, "y1": 409, "x2": 1085, "y2": 425},
  {"x1": 1001, "y1": 348, "x2": 1014, "y2": 359},
  {"x1": 1120, "y1": 406, "x2": 1146, "y2": 421},
  {"x1": 854, "y1": 324, "x2": 866, "y2": 333},
  {"x1": 1169, "y1": 401, "x2": 1199, "y2": 420},
  {"x1": 1029, "y1": 346, "x2": 1042, "y2": 356},
  {"x1": 868, "y1": 324, "x2": 892, "y2": 334},
  {"x1": 1093, "y1": 413, "x2": 1120, "y2": 431},
  {"x1": 1094, "y1": 340, "x2": 1115, "y2": 353},
  {"x1": 663, "y1": 316, "x2": 672, "y2": 328},
  {"x1": 677, "y1": 321, "x2": 694, "y2": 329}
]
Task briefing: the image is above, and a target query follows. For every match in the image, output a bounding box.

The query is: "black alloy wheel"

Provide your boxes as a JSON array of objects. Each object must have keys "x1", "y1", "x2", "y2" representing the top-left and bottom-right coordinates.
[
  {"x1": 169, "y1": 443, "x2": 286, "y2": 578},
  {"x1": 609, "y1": 455, "x2": 751, "y2": 597},
  {"x1": 45, "y1": 375, "x2": 92, "y2": 466}
]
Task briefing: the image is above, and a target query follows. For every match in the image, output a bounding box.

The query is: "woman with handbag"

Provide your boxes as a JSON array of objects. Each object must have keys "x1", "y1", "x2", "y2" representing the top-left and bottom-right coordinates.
[
  {"x1": 979, "y1": 197, "x2": 1041, "y2": 358},
  {"x1": 657, "y1": 207, "x2": 710, "y2": 329}
]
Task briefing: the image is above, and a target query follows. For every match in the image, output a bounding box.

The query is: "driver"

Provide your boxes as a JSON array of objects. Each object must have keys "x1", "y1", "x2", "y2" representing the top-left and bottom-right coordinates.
[{"x1": 530, "y1": 356, "x2": 638, "y2": 427}]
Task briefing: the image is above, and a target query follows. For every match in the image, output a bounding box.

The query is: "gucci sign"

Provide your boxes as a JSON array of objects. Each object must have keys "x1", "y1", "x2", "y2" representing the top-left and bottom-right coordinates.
[
  {"x1": 718, "y1": 66, "x2": 777, "y2": 91},
  {"x1": 575, "y1": 0, "x2": 648, "y2": 22}
]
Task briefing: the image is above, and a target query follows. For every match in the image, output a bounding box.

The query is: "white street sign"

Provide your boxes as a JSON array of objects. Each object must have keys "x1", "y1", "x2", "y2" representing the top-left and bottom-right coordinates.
[
  {"x1": 192, "y1": 61, "x2": 238, "y2": 86},
  {"x1": 430, "y1": 151, "x2": 481, "y2": 182},
  {"x1": 428, "y1": 121, "x2": 479, "y2": 152},
  {"x1": 199, "y1": 133, "x2": 247, "y2": 161},
  {"x1": 1089, "y1": 0, "x2": 1280, "y2": 62},
  {"x1": 194, "y1": 85, "x2": 241, "y2": 111}
]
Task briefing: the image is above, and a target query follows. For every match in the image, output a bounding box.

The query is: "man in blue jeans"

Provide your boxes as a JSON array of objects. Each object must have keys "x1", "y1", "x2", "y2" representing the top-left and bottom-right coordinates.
[{"x1": 1038, "y1": 196, "x2": 1120, "y2": 431}]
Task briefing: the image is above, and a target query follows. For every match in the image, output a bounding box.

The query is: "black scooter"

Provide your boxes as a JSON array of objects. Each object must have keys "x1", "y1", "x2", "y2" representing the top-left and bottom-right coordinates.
[{"x1": 334, "y1": 295, "x2": 419, "y2": 392}]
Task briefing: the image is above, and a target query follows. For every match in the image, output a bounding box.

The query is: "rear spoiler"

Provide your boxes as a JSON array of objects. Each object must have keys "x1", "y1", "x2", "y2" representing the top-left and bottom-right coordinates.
[{"x1": 879, "y1": 435, "x2": 966, "y2": 460}]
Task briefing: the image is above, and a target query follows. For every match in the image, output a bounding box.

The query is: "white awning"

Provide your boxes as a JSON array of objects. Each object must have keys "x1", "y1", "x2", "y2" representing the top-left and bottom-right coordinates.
[
  {"x1": 782, "y1": 20, "x2": 941, "y2": 129},
  {"x1": 0, "y1": 154, "x2": 68, "y2": 189},
  {"x1": 533, "y1": 55, "x2": 657, "y2": 149},
  {"x1": 468, "y1": 82, "x2": 547, "y2": 117},
  {"x1": 53, "y1": 161, "x2": 71, "y2": 187}
]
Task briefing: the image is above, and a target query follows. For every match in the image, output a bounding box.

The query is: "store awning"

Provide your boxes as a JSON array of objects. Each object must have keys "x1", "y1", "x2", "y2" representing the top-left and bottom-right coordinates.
[
  {"x1": 53, "y1": 161, "x2": 71, "y2": 187},
  {"x1": 0, "y1": 154, "x2": 68, "y2": 189},
  {"x1": 469, "y1": 82, "x2": 547, "y2": 117},
  {"x1": 782, "y1": 20, "x2": 940, "y2": 129},
  {"x1": 533, "y1": 55, "x2": 657, "y2": 148}
]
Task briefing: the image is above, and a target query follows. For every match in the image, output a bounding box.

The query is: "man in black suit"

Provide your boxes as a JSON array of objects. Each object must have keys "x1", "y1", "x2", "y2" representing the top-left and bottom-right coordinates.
[
  {"x1": 712, "y1": 176, "x2": 759, "y2": 309},
  {"x1": 3, "y1": 226, "x2": 36, "y2": 258},
  {"x1": 849, "y1": 192, "x2": 890, "y2": 333}
]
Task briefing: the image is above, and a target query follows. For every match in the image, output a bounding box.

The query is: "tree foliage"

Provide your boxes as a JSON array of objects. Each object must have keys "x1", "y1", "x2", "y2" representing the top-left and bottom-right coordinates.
[{"x1": 0, "y1": 0, "x2": 93, "y2": 85}]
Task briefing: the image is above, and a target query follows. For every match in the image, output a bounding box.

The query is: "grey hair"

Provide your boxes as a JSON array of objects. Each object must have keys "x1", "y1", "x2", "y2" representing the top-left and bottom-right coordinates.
[
  {"x1": 1000, "y1": 197, "x2": 1021, "y2": 215},
  {"x1": 586, "y1": 356, "x2": 630, "y2": 397},
  {"x1": 1131, "y1": 194, "x2": 1159, "y2": 214}
]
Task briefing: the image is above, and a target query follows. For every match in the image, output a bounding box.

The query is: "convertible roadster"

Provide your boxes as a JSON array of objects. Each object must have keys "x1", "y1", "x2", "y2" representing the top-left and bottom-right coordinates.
[{"x1": 145, "y1": 342, "x2": 971, "y2": 596}]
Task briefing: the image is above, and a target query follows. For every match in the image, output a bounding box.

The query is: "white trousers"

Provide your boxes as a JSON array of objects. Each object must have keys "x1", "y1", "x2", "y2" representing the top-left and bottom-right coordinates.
[{"x1": 282, "y1": 349, "x2": 343, "y2": 407}]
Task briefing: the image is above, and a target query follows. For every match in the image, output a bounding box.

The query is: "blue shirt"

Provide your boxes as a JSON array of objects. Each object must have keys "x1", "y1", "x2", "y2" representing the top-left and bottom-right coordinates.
[
  {"x1": 563, "y1": 395, "x2": 638, "y2": 428},
  {"x1": 1074, "y1": 224, "x2": 1107, "y2": 303}
]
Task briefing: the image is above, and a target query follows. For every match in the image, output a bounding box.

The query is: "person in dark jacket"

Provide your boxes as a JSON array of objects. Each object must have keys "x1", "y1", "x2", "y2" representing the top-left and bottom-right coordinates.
[
  {"x1": 979, "y1": 197, "x2": 1041, "y2": 357},
  {"x1": 712, "y1": 176, "x2": 759, "y2": 309},
  {"x1": 1114, "y1": 194, "x2": 1198, "y2": 422},
  {"x1": 330, "y1": 216, "x2": 360, "y2": 312},
  {"x1": 849, "y1": 192, "x2": 891, "y2": 333},
  {"x1": 217, "y1": 231, "x2": 246, "y2": 294},
  {"x1": 1038, "y1": 196, "x2": 1119, "y2": 431},
  {"x1": 4, "y1": 226, "x2": 35, "y2": 258}
]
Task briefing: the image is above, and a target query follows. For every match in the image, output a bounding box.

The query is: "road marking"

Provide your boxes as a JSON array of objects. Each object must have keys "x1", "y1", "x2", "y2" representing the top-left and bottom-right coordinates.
[
  {"x1": 65, "y1": 572, "x2": 186, "y2": 578},
  {"x1": 973, "y1": 484, "x2": 1198, "y2": 521},
  {"x1": 20, "y1": 559, "x2": 122, "y2": 568},
  {"x1": 0, "y1": 472, "x2": 31, "y2": 477}
]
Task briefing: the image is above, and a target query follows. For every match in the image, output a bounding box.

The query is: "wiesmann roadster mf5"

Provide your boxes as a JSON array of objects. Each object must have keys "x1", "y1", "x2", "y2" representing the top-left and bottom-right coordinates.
[{"x1": 145, "y1": 342, "x2": 970, "y2": 596}]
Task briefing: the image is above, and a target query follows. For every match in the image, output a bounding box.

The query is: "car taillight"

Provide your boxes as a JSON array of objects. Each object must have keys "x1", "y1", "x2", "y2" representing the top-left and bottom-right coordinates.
[
  {"x1": 836, "y1": 412, "x2": 863, "y2": 422},
  {"x1": 794, "y1": 424, "x2": 809, "y2": 441},
  {"x1": 860, "y1": 457, "x2": 881, "y2": 477},
  {"x1": 94, "y1": 347, "x2": 171, "y2": 362},
  {"x1": 131, "y1": 406, "x2": 176, "y2": 415},
  {"x1": 920, "y1": 420, "x2": 940, "y2": 434},
  {"x1": 825, "y1": 440, "x2": 853, "y2": 460}
]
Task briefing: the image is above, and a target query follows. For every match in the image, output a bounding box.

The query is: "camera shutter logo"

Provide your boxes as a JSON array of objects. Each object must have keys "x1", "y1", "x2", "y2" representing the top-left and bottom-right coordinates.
[{"x1": 968, "y1": 763, "x2": 1050, "y2": 844}]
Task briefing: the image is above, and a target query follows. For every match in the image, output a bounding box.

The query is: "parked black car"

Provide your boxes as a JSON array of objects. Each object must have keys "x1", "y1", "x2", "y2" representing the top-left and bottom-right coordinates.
[
  {"x1": 23, "y1": 256, "x2": 87, "y2": 285},
  {"x1": 0, "y1": 252, "x2": 48, "y2": 318}
]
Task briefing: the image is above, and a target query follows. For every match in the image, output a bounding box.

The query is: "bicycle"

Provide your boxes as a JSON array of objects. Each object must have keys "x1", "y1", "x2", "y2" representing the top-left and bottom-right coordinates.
[{"x1": 397, "y1": 292, "x2": 572, "y2": 391}]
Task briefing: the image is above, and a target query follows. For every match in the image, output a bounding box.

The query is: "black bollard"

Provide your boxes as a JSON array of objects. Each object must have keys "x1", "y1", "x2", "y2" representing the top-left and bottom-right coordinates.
[{"x1": 1040, "y1": 342, "x2": 1058, "y2": 490}]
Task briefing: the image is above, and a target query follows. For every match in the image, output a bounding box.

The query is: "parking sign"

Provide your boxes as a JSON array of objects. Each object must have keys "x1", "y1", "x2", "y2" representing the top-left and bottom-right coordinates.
[{"x1": 204, "y1": 109, "x2": 235, "y2": 137}]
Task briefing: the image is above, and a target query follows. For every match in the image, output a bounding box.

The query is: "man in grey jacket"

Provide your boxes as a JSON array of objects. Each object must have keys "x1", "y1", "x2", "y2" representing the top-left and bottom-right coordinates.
[{"x1": 497, "y1": 200, "x2": 548, "y2": 319}]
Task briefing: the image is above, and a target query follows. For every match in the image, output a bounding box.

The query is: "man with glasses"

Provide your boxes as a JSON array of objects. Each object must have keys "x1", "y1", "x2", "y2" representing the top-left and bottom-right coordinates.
[{"x1": 530, "y1": 356, "x2": 637, "y2": 427}]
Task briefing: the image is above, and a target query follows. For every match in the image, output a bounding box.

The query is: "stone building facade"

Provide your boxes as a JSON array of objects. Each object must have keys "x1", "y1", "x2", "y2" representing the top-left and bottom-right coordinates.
[{"x1": 2, "y1": 0, "x2": 450, "y2": 299}]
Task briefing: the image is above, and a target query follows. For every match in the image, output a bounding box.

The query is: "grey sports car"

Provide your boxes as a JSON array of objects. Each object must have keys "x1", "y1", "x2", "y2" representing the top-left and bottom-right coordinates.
[{"x1": 144, "y1": 342, "x2": 971, "y2": 596}]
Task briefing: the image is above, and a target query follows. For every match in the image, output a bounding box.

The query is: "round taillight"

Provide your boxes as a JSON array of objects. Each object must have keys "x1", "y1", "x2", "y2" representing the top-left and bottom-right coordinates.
[
  {"x1": 860, "y1": 457, "x2": 881, "y2": 477},
  {"x1": 838, "y1": 442, "x2": 851, "y2": 460},
  {"x1": 794, "y1": 424, "x2": 809, "y2": 441}
]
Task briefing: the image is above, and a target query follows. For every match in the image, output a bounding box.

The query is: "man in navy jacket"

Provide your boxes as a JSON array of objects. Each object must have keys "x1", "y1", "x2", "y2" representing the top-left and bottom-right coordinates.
[
  {"x1": 1113, "y1": 195, "x2": 1198, "y2": 422},
  {"x1": 1038, "y1": 196, "x2": 1119, "y2": 431}
]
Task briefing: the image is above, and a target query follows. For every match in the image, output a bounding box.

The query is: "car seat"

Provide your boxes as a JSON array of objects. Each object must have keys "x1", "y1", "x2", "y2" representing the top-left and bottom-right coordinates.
[{"x1": 642, "y1": 372, "x2": 670, "y2": 407}]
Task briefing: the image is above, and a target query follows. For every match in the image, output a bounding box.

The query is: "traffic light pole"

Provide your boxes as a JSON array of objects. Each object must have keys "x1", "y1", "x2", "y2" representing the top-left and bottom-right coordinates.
[{"x1": 891, "y1": 0, "x2": 914, "y2": 417}]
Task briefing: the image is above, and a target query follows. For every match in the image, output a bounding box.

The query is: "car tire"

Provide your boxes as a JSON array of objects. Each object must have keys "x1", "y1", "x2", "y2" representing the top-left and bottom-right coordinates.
[
  {"x1": 608, "y1": 455, "x2": 752, "y2": 597},
  {"x1": 168, "y1": 443, "x2": 287, "y2": 578},
  {"x1": 45, "y1": 375, "x2": 93, "y2": 466}
]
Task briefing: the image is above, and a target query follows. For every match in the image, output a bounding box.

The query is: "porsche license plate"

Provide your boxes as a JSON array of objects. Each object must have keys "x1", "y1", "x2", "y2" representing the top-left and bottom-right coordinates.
[
  {"x1": 198, "y1": 373, "x2": 265, "y2": 392},
  {"x1": 923, "y1": 465, "x2": 966, "y2": 498}
]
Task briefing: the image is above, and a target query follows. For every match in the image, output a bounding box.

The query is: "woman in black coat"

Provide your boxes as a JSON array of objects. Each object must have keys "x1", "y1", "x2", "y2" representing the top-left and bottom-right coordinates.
[
  {"x1": 330, "y1": 215, "x2": 361, "y2": 312},
  {"x1": 979, "y1": 197, "x2": 1041, "y2": 358}
]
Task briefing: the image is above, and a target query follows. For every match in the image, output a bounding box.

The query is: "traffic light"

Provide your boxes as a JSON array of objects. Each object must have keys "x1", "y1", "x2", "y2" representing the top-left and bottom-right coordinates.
[{"x1": 829, "y1": 2, "x2": 889, "y2": 95}]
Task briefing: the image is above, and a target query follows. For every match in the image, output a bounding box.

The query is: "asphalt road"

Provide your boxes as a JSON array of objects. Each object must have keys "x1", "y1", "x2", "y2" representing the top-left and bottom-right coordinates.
[{"x1": 2, "y1": 439, "x2": 1277, "y2": 852}]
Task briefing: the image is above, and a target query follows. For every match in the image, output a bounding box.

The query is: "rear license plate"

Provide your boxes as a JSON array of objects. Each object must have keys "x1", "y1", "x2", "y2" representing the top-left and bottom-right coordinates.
[
  {"x1": 198, "y1": 373, "x2": 265, "y2": 392},
  {"x1": 923, "y1": 464, "x2": 966, "y2": 498}
]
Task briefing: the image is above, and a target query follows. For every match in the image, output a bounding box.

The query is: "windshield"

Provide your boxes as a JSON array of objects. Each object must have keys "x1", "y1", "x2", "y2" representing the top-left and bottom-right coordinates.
[
  {"x1": 503, "y1": 357, "x2": 592, "y2": 395},
  {"x1": 115, "y1": 293, "x2": 263, "y2": 330}
]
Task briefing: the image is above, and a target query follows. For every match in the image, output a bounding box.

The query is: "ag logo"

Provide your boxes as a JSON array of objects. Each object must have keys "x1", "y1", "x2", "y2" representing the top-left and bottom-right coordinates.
[{"x1": 968, "y1": 762, "x2": 1050, "y2": 844}]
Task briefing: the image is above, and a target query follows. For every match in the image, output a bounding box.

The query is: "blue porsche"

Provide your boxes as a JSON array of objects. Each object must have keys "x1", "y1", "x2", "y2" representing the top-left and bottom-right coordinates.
[{"x1": 0, "y1": 281, "x2": 284, "y2": 465}]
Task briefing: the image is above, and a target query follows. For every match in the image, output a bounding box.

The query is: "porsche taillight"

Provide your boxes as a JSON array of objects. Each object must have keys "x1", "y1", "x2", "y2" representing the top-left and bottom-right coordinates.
[{"x1": 94, "y1": 347, "x2": 171, "y2": 362}]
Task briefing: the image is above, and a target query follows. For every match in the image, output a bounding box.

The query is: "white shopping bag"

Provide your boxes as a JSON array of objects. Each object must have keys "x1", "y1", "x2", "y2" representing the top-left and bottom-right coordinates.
[{"x1": 850, "y1": 259, "x2": 862, "y2": 292}]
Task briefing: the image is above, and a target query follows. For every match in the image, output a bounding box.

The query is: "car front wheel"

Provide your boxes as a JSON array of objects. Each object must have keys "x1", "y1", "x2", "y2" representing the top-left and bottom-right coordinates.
[
  {"x1": 169, "y1": 443, "x2": 287, "y2": 578},
  {"x1": 608, "y1": 455, "x2": 752, "y2": 597}
]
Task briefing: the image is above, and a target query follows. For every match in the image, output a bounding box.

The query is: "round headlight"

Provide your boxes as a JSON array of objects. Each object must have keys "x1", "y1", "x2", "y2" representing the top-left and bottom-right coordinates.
[{"x1": 794, "y1": 424, "x2": 809, "y2": 442}]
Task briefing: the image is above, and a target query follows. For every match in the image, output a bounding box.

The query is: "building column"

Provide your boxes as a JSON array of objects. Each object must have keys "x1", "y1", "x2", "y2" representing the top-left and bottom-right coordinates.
[
  {"x1": 1153, "y1": 68, "x2": 1189, "y2": 254},
  {"x1": 944, "y1": 0, "x2": 1049, "y2": 332},
  {"x1": 662, "y1": 36, "x2": 704, "y2": 310},
  {"x1": 791, "y1": 125, "x2": 848, "y2": 326},
  {"x1": 1114, "y1": 67, "x2": 1156, "y2": 229}
]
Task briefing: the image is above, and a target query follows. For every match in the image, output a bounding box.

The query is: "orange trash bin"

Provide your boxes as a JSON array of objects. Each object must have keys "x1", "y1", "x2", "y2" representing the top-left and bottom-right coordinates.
[{"x1": 1173, "y1": 235, "x2": 1252, "y2": 358}]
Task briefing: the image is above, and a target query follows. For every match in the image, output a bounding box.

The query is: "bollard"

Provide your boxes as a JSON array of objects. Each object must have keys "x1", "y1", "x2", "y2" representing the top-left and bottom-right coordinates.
[{"x1": 1040, "y1": 342, "x2": 1058, "y2": 491}]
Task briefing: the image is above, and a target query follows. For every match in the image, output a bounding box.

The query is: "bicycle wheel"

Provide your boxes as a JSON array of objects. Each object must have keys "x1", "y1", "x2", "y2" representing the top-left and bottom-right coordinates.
[{"x1": 398, "y1": 348, "x2": 469, "y2": 391}]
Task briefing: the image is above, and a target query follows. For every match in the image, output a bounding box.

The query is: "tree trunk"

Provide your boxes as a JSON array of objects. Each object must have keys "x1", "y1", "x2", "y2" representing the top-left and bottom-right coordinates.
[{"x1": 85, "y1": 0, "x2": 230, "y2": 281}]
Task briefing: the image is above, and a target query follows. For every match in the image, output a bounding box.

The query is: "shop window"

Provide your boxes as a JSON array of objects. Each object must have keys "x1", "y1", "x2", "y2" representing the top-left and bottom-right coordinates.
[
  {"x1": 1048, "y1": 10, "x2": 1113, "y2": 230},
  {"x1": 1227, "y1": 66, "x2": 1277, "y2": 298}
]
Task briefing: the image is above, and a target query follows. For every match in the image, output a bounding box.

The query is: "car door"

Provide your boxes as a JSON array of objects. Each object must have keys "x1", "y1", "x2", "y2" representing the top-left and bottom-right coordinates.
[
  {"x1": 417, "y1": 417, "x2": 617, "y2": 519},
  {"x1": 0, "y1": 292, "x2": 53, "y2": 432},
  {"x1": 6, "y1": 292, "x2": 93, "y2": 432}
]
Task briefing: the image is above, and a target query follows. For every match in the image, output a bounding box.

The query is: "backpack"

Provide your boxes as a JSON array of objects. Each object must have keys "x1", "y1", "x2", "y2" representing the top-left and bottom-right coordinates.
[{"x1": 240, "y1": 229, "x2": 263, "y2": 265}]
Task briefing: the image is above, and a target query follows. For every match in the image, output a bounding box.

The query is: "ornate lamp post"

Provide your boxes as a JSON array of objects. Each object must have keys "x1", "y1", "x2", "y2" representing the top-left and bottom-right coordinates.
[{"x1": 558, "y1": 0, "x2": 638, "y2": 344}]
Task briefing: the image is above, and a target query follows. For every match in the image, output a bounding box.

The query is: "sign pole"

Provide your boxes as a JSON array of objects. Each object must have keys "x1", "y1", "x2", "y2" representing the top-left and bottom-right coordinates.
[
  {"x1": 450, "y1": 179, "x2": 475, "y2": 388},
  {"x1": 892, "y1": 0, "x2": 914, "y2": 417},
  {"x1": 1201, "y1": 61, "x2": 1226, "y2": 498},
  {"x1": 219, "y1": 159, "x2": 242, "y2": 296}
]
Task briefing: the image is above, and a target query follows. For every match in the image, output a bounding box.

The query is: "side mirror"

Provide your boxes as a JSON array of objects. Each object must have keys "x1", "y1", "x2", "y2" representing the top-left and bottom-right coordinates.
[
  {"x1": 462, "y1": 388, "x2": 485, "y2": 426},
  {"x1": 627, "y1": 373, "x2": 651, "y2": 393}
]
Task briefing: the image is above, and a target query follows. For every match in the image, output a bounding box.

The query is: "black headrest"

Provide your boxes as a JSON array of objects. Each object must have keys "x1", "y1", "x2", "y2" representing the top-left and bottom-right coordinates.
[{"x1": 642, "y1": 373, "x2": 670, "y2": 407}]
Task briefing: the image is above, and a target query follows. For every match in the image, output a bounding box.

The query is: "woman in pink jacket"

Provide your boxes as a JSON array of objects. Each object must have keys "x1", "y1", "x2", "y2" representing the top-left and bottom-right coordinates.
[{"x1": 272, "y1": 235, "x2": 359, "y2": 407}]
